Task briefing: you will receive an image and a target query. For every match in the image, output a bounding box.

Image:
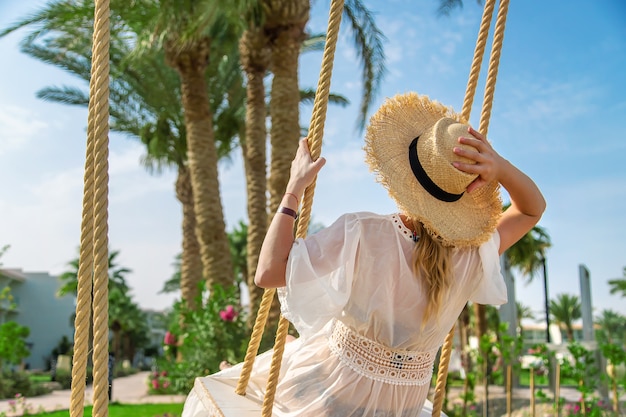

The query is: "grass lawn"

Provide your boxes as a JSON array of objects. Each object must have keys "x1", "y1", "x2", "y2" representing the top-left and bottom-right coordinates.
[
  {"x1": 25, "y1": 403, "x2": 184, "y2": 417},
  {"x1": 29, "y1": 375, "x2": 52, "y2": 383}
]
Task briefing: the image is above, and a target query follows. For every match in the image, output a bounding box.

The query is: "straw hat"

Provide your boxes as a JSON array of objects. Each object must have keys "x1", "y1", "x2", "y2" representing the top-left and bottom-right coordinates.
[{"x1": 364, "y1": 92, "x2": 502, "y2": 247}]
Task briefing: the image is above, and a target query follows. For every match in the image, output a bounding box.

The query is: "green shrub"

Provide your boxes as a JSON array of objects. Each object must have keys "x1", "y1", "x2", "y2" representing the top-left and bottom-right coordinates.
[
  {"x1": 0, "y1": 371, "x2": 52, "y2": 399},
  {"x1": 152, "y1": 284, "x2": 249, "y2": 394}
]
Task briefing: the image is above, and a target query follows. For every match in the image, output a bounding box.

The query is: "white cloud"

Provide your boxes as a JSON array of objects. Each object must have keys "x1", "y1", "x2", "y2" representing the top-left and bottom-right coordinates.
[
  {"x1": 501, "y1": 77, "x2": 597, "y2": 124},
  {"x1": 0, "y1": 105, "x2": 48, "y2": 156}
]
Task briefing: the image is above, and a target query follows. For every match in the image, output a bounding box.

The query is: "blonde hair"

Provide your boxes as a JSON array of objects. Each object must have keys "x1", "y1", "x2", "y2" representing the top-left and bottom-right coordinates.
[{"x1": 410, "y1": 220, "x2": 452, "y2": 323}]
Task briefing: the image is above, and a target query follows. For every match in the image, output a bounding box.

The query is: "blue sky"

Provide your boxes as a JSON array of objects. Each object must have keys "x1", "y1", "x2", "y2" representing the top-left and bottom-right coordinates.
[{"x1": 1, "y1": 0, "x2": 625, "y2": 322}]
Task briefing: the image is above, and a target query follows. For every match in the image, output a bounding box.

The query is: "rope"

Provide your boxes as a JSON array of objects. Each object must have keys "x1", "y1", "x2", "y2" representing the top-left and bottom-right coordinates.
[
  {"x1": 261, "y1": 316, "x2": 291, "y2": 416},
  {"x1": 70, "y1": 1, "x2": 110, "y2": 416},
  {"x1": 70, "y1": 101, "x2": 94, "y2": 417},
  {"x1": 460, "y1": 0, "x2": 497, "y2": 122},
  {"x1": 261, "y1": 3, "x2": 344, "y2": 414},
  {"x1": 432, "y1": 325, "x2": 455, "y2": 417},
  {"x1": 235, "y1": 287, "x2": 276, "y2": 395},
  {"x1": 433, "y1": 0, "x2": 509, "y2": 414},
  {"x1": 234, "y1": 0, "x2": 344, "y2": 413},
  {"x1": 478, "y1": 0, "x2": 511, "y2": 137},
  {"x1": 295, "y1": 0, "x2": 344, "y2": 237}
]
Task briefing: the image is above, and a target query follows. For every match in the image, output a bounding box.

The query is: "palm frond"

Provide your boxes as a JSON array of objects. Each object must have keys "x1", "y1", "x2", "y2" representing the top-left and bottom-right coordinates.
[
  {"x1": 299, "y1": 88, "x2": 350, "y2": 107},
  {"x1": 342, "y1": 0, "x2": 387, "y2": 131},
  {"x1": 302, "y1": 33, "x2": 325, "y2": 53}
]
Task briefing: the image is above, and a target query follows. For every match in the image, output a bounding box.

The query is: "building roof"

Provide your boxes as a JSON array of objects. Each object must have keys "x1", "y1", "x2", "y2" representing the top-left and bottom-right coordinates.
[{"x1": 0, "y1": 268, "x2": 26, "y2": 282}]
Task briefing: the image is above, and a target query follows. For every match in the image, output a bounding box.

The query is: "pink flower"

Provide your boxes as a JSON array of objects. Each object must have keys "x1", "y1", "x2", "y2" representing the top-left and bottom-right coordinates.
[
  {"x1": 164, "y1": 331, "x2": 177, "y2": 346},
  {"x1": 219, "y1": 305, "x2": 239, "y2": 322},
  {"x1": 152, "y1": 379, "x2": 160, "y2": 389},
  {"x1": 8, "y1": 401, "x2": 15, "y2": 407},
  {"x1": 161, "y1": 370, "x2": 168, "y2": 377},
  {"x1": 163, "y1": 381, "x2": 170, "y2": 389}
]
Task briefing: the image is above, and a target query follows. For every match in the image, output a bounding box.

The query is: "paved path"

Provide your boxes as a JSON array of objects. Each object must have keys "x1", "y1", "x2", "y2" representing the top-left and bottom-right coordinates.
[{"x1": 0, "y1": 371, "x2": 187, "y2": 416}]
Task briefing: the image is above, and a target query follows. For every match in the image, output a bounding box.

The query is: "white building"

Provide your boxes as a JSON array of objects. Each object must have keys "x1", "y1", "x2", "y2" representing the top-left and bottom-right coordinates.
[{"x1": 0, "y1": 268, "x2": 75, "y2": 370}]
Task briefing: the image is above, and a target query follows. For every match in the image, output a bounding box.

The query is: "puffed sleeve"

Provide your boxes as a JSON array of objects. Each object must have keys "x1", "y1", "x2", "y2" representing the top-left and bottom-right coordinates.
[
  {"x1": 469, "y1": 231, "x2": 508, "y2": 305},
  {"x1": 278, "y1": 213, "x2": 361, "y2": 339}
]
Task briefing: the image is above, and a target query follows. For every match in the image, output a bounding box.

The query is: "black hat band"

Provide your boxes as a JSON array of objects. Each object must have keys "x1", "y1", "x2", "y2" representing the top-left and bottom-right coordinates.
[{"x1": 408, "y1": 136, "x2": 464, "y2": 203}]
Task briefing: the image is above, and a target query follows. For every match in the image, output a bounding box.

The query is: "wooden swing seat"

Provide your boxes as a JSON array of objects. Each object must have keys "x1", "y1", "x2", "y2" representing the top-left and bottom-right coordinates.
[
  {"x1": 189, "y1": 372, "x2": 440, "y2": 417},
  {"x1": 191, "y1": 377, "x2": 266, "y2": 417}
]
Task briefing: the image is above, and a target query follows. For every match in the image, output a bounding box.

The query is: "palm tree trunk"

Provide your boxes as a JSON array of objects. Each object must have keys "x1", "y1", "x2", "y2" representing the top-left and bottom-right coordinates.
[
  {"x1": 240, "y1": 28, "x2": 271, "y2": 328},
  {"x1": 266, "y1": 0, "x2": 310, "y2": 328},
  {"x1": 176, "y1": 165, "x2": 202, "y2": 309},
  {"x1": 267, "y1": 2, "x2": 309, "y2": 214},
  {"x1": 167, "y1": 42, "x2": 234, "y2": 289}
]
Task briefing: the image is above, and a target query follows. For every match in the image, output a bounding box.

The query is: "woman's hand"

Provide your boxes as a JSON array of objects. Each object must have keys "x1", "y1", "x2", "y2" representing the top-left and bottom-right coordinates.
[
  {"x1": 451, "y1": 126, "x2": 504, "y2": 193},
  {"x1": 452, "y1": 126, "x2": 545, "y2": 254},
  {"x1": 254, "y1": 138, "x2": 326, "y2": 289},
  {"x1": 286, "y1": 138, "x2": 327, "y2": 198}
]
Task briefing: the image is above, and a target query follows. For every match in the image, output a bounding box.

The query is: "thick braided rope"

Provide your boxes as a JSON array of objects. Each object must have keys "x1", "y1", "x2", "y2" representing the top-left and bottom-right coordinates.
[
  {"x1": 70, "y1": 90, "x2": 95, "y2": 417},
  {"x1": 296, "y1": 0, "x2": 344, "y2": 237},
  {"x1": 90, "y1": 0, "x2": 111, "y2": 414},
  {"x1": 460, "y1": 0, "x2": 497, "y2": 122},
  {"x1": 235, "y1": 287, "x2": 276, "y2": 395},
  {"x1": 261, "y1": 316, "x2": 291, "y2": 416},
  {"x1": 432, "y1": 325, "x2": 455, "y2": 417},
  {"x1": 478, "y1": 0, "x2": 510, "y2": 137},
  {"x1": 249, "y1": 0, "x2": 344, "y2": 413},
  {"x1": 433, "y1": 0, "x2": 505, "y2": 414},
  {"x1": 70, "y1": 1, "x2": 110, "y2": 416}
]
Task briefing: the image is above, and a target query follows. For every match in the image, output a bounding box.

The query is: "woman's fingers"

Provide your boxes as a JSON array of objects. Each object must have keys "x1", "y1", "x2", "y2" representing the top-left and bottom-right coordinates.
[{"x1": 468, "y1": 126, "x2": 485, "y2": 141}]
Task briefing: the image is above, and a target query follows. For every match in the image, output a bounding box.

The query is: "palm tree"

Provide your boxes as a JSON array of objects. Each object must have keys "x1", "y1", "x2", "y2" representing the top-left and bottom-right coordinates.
[
  {"x1": 129, "y1": 0, "x2": 243, "y2": 289},
  {"x1": 475, "y1": 206, "x2": 550, "y2": 334},
  {"x1": 595, "y1": 309, "x2": 626, "y2": 346},
  {"x1": 516, "y1": 301, "x2": 535, "y2": 337},
  {"x1": 608, "y1": 267, "x2": 626, "y2": 298},
  {"x1": 239, "y1": 17, "x2": 273, "y2": 322},
  {"x1": 228, "y1": 221, "x2": 249, "y2": 306},
  {"x1": 549, "y1": 293, "x2": 582, "y2": 342},
  {"x1": 265, "y1": 0, "x2": 311, "y2": 219},
  {"x1": 0, "y1": 0, "x2": 246, "y2": 306},
  {"x1": 505, "y1": 225, "x2": 551, "y2": 282},
  {"x1": 108, "y1": 285, "x2": 150, "y2": 363},
  {"x1": 58, "y1": 249, "x2": 130, "y2": 298},
  {"x1": 265, "y1": 0, "x2": 386, "y2": 216},
  {"x1": 58, "y1": 249, "x2": 137, "y2": 363}
]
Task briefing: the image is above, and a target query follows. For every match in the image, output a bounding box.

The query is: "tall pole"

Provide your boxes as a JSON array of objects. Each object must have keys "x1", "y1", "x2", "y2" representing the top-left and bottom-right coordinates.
[
  {"x1": 579, "y1": 264, "x2": 594, "y2": 342},
  {"x1": 542, "y1": 257, "x2": 551, "y2": 343}
]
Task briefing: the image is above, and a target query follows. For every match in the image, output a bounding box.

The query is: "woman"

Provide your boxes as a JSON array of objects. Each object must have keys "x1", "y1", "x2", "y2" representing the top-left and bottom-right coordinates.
[{"x1": 182, "y1": 92, "x2": 546, "y2": 416}]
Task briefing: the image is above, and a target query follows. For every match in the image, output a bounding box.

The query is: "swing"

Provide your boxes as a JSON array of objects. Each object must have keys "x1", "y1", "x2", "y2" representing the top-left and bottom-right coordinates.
[{"x1": 71, "y1": 0, "x2": 511, "y2": 415}]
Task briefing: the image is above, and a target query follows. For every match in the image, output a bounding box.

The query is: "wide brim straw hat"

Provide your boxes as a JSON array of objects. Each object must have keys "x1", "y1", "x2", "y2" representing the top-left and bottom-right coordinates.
[{"x1": 364, "y1": 92, "x2": 502, "y2": 247}]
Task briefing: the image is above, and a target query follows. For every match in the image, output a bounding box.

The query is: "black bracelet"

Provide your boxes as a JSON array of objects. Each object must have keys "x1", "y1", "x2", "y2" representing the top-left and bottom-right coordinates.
[{"x1": 277, "y1": 206, "x2": 298, "y2": 220}]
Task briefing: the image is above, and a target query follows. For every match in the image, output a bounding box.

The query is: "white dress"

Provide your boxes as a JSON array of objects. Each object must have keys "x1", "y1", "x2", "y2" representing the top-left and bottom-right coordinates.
[{"x1": 182, "y1": 212, "x2": 507, "y2": 417}]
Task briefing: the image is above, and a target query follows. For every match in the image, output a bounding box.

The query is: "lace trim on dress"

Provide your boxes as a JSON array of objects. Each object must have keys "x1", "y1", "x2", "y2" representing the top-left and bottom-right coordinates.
[
  {"x1": 328, "y1": 319, "x2": 437, "y2": 386},
  {"x1": 391, "y1": 213, "x2": 417, "y2": 242}
]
